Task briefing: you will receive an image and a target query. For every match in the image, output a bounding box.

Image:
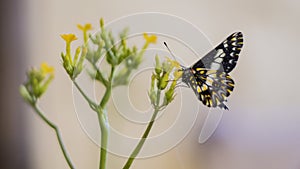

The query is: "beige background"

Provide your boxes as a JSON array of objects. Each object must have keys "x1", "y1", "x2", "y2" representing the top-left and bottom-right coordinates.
[{"x1": 6, "y1": 0, "x2": 300, "y2": 168}]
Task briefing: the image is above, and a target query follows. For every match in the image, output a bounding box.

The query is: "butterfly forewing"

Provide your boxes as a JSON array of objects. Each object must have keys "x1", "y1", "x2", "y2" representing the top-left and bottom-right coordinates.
[
  {"x1": 181, "y1": 32, "x2": 243, "y2": 110},
  {"x1": 192, "y1": 32, "x2": 243, "y2": 73}
]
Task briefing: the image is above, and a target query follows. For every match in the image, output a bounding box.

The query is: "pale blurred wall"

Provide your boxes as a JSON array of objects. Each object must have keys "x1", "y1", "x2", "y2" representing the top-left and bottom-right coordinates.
[{"x1": 12, "y1": 0, "x2": 300, "y2": 169}]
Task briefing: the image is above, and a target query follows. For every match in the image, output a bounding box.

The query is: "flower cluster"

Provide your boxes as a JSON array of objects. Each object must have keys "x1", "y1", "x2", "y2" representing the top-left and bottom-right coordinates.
[
  {"x1": 19, "y1": 63, "x2": 54, "y2": 104},
  {"x1": 86, "y1": 18, "x2": 157, "y2": 87},
  {"x1": 19, "y1": 17, "x2": 179, "y2": 169},
  {"x1": 149, "y1": 56, "x2": 182, "y2": 108},
  {"x1": 60, "y1": 33, "x2": 86, "y2": 80}
]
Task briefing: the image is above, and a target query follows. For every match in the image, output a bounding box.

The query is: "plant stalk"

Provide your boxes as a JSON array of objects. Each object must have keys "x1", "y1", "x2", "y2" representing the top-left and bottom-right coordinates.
[
  {"x1": 32, "y1": 103, "x2": 75, "y2": 169},
  {"x1": 73, "y1": 81, "x2": 98, "y2": 111},
  {"x1": 122, "y1": 90, "x2": 161, "y2": 169},
  {"x1": 97, "y1": 109, "x2": 109, "y2": 169},
  {"x1": 98, "y1": 66, "x2": 115, "y2": 169}
]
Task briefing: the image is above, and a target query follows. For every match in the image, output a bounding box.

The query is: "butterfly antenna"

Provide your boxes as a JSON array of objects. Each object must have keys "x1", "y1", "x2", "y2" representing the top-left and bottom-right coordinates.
[{"x1": 163, "y1": 42, "x2": 178, "y2": 61}]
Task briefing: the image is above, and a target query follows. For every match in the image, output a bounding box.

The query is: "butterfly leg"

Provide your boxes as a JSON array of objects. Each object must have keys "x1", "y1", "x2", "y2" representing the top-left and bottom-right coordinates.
[{"x1": 175, "y1": 81, "x2": 190, "y2": 88}]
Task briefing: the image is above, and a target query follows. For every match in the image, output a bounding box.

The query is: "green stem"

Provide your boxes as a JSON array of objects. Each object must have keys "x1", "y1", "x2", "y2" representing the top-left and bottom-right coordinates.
[
  {"x1": 98, "y1": 66, "x2": 115, "y2": 169},
  {"x1": 100, "y1": 66, "x2": 115, "y2": 108},
  {"x1": 32, "y1": 103, "x2": 75, "y2": 169},
  {"x1": 92, "y1": 63, "x2": 108, "y2": 87},
  {"x1": 97, "y1": 109, "x2": 109, "y2": 169},
  {"x1": 72, "y1": 67, "x2": 114, "y2": 169},
  {"x1": 122, "y1": 90, "x2": 161, "y2": 169},
  {"x1": 73, "y1": 81, "x2": 98, "y2": 111}
]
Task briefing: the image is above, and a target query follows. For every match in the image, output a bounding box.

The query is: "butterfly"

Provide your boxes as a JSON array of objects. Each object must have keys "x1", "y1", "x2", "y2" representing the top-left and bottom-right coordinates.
[{"x1": 180, "y1": 32, "x2": 243, "y2": 110}]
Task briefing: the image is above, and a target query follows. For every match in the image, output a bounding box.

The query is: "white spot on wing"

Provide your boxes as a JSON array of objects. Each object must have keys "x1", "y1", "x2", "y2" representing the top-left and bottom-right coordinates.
[
  {"x1": 210, "y1": 62, "x2": 220, "y2": 70},
  {"x1": 215, "y1": 49, "x2": 223, "y2": 58},
  {"x1": 215, "y1": 57, "x2": 223, "y2": 63}
]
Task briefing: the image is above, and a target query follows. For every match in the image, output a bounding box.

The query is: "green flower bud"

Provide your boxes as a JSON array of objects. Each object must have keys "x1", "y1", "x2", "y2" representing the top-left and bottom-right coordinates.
[
  {"x1": 19, "y1": 85, "x2": 33, "y2": 104},
  {"x1": 73, "y1": 47, "x2": 81, "y2": 65},
  {"x1": 106, "y1": 49, "x2": 115, "y2": 65},
  {"x1": 162, "y1": 61, "x2": 172, "y2": 73},
  {"x1": 150, "y1": 74, "x2": 156, "y2": 92},
  {"x1": 158, "y1": 72, "x2": 169, "y2": 90},
  {"x1": 164, "y1": 88, "x2": 175, "y2": 106},
  {"x1": 155, "y1": 55, "x2": 162, "y2": 75},
  {"x1": 100, "y1": 18, "x2": 104, "y2": 28},
  {"x1": 148, "y1": 91, "x2": 157, "y2": 105}
]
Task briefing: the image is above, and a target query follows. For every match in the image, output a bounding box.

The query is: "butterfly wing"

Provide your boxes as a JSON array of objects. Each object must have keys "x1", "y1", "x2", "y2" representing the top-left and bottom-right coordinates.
[
  {"x1": 182, "y1": 68, "x2": 234, "y2": 110},
  {"x1": 192, "y1": 32, "x2": 243, "y2": 73},
  {"x1": 194, "y1": 69, "x2": 234, "y2": 109}
]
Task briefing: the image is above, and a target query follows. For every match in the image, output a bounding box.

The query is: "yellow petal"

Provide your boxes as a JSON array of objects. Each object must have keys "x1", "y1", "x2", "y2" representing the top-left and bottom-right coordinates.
[
  {"x1": 60, "y1": 34, "x2": 78, "y2": 43},
  {"x1": 84, "y1": 23, "x2": 92, "y2": 31},
  {"x1": 166, "y1": 57, "x2": 180, "y2": 68},
  {"x1": 143, "y1": 33, "x2": 157, "y2": 44},
  {"x1": 77, "y1": 24, "x2": 84, "y2": 30},
  {"x1": 41, "y1": 62, "x2": 54, "y2": 75},
  {"x1": 77, "y1": 23, "x2": 92, "y2": 31}
]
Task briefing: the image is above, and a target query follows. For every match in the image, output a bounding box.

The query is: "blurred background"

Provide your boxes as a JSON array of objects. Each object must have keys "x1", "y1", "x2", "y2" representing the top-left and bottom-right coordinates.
[{"x1": 1, "y1": 0, "x2": 300, "y2": 168}]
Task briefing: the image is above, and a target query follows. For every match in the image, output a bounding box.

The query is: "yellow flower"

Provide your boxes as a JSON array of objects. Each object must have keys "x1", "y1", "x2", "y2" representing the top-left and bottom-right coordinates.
[
  {"x1": 60, "y1": 34, "x2": 78, "y2": 43},
  {"x1": 61, "y1": 34, "x2": 78, "y2": 63},
  {"x1": 41, "y1": 62, "x2": 54, "y2": 75},
  {"x1": 166, "y1": 57, "x2": 181, "y2": 68},
  {"x1": 77, "y1": 23, "x2": 93, "y2": 32},
  {"x1": 77, "y1": 23, "x2": 92, "y2": 43},
  {"x1": 143, "y1": 33, "x2": 157, "y2": 44}
]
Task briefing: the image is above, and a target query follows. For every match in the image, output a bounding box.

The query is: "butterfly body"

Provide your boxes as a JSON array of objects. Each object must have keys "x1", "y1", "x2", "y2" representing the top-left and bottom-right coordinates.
[{"x1": 180, "y1": 32, "x2": 243, "y2": 110}]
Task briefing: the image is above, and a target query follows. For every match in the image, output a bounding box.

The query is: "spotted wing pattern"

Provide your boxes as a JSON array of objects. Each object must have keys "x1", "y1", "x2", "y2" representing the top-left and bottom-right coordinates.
[
  {"x1": 181, "y1": 32, "x2": 243, "y2": 110},
  {"x1": 192, "y1": 32, "x2": 243, "y2": 73}
]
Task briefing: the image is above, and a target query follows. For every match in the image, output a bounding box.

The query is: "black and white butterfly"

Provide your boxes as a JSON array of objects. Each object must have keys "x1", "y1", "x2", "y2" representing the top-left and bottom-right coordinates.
[{"x1": 180, "y1": 32, "x2": 243, "y2": 110}]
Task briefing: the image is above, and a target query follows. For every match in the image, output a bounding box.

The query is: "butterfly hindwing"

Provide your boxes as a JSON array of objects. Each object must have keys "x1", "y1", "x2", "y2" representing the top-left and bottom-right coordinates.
[
  {"x1": 182, "y1": 68, "x2": 234, "y2": 110},
  {"x1": 192, "y1": 32, "x2": 243, "y2": 73}
]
